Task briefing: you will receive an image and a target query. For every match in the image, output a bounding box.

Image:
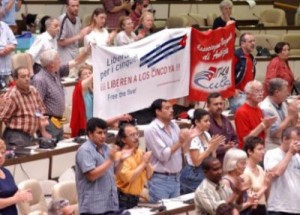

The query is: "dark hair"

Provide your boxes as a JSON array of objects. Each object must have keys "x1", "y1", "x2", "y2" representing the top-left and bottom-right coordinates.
[
  {"x1": 115, "y1": 123, "x2": 134, "y2": 149},
  {"x1": 191, "y1": 108, "x2": 209, "y2": 126},
  {"x1": 90, "y1": 8, "x2": 106, "y2": 26},
  {"x1": 13, "y1": 67, "x2": 28, "y2": 79},
  {"x1": 267, "y1": 78, "x2": 288, "y2": 96},
  {"x1": 216, "y1": 203, "x2": 237, "y2": 215},
  {"x1": 207, "y1": 92, "x2": 221, "y2": 105},
  {"x1": 274, "y1": 42, "x2": 290, "y2": 54},
  {"x1": 86, "y1": 118, "x2": 107, "y2": 135},
  {"x1": 282, "y1": 126, "x2": 300, "y2": 140},
  {"x1": 150, "y1": 99, "x2": 168, "y2": 117},
  {"x1": 202, "y1": 157, "x2": 219, "y2": 172},
  {"x1": 244, "y1": 136, "x2": 264, "y2": 156},
  {"x1": 40, "y1": 15, "x2": 51, "y2": 33},
  {"x1": 239, "y1": 32, "x2": 251, "y2": 46}
]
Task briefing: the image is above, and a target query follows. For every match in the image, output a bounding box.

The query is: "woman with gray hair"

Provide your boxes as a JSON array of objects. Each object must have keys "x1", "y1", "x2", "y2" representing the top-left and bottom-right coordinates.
[
  {"x1": 48, "y1": 199, "x2": 75, "y2": 215},
  {"x1": 213, "y1": 0, "x2": 238, "y2": 30}
]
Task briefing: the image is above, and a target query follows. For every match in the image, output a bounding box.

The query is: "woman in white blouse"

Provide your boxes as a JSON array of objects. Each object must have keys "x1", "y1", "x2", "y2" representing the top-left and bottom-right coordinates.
[{"x1": 114, "y1": 16, "x2": 138, "y2": 46}]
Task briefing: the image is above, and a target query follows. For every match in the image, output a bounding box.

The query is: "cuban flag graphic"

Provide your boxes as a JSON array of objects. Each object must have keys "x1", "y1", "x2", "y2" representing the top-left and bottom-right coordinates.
[{"x1": 139, "y1": 34, "x2": 187, "y2": 68}]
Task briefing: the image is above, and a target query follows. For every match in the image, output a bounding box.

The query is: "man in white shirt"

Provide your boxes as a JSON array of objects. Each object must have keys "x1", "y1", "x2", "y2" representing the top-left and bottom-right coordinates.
[{"x1": 264, "y1": 126, "x2": 300, "y2": 215}]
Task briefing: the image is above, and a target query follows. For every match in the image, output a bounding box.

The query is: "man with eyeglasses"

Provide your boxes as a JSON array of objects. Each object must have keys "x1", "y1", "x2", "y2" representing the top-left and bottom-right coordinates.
[
  {"x1": 115, "y1": 123, "x2": 153, "y2": 210},
  {"x1": 235, "y1": 80, "x2": 277, "y2": 148},
  {"x1": 229, "y1": 32, "x2": 256, "y2": 112}
]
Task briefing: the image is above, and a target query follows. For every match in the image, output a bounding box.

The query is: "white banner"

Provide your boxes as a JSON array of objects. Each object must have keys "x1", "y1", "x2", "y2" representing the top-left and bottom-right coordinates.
[{"x1": 92, "y1": 28, "x2": 191, "y2": 119}]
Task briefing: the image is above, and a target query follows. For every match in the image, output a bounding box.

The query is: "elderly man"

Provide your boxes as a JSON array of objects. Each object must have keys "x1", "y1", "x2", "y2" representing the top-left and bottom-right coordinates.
[
  {"x1": 194, "y1": 157, "x2": 242, "y2": 215},
  {"x1": 26, "y1": 17, "x2": 60, "y2": 75},
  {"x1": 260, "y1": 78, "x2": 299, "y2": 149},
  {"x1": 48, "y1": 199, "x2": 75, "y2": 215},
  {"x1": 229, "y1": 32, "x2": 256, "y2": 112},
  {"x1": 57, "y1": 0, "x2": 90, "y2": 63},
  {"x1": 115, "y1": 123, "x2": 153, "y2": 209},
  {"x1": 207, "y1": 92, "x2": 238, "y2": 162},
  {"x1": 76, "y1": 118, "x2": 132, "y2": 214},
  {"x1": 235, "y1": 80, "x2": 277, "y2": 148},
  {"x1": 264, "y1": 126, "x2": 300, "y2": 215},
  {"x1": 0, "y1": 67, "x2": 49, "y2": 148},
  {"x1": 31, "y1": 49, "x2": 89, "y2": 140},
  {"x1": 144, "y1": 98, "x2": 197, "y2": 202}
]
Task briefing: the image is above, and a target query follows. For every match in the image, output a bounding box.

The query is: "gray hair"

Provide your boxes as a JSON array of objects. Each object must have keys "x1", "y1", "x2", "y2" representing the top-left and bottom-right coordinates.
[
  {"x1": 48, "y1": 199, "x2": 69, "y2": 215},
  {"x1": 244, "y1": 80, "x2": 262, "y2": 94},
  {"x1": 267, "y1": 78, "x2": 288, "y2": 96},
  {"x1": 40, "y1": 49, "x2": 58, "y2": 68},
  {"x1": 223, "y1": 148, "x2": 247, "y2": 173},
  {"x1": 220, "y1": 0, "x2": 233, "y2": 9},
  {"x1": 45, "y1": 17, "x2": 58, "y2": 29}
]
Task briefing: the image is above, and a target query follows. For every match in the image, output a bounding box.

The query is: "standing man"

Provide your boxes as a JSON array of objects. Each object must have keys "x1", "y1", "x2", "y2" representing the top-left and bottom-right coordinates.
[
  {"x1": 130, "y1": 0, "x2": 144, "y2": 30},
  {"x1": 264, "y1": 126, "x2": 300, "y2": 215},
  {"x1": 1, "y1": 0, "x2": 22, "y2": 32},
  {"x1": 57, "y1": 0, "x2": 90, "y2": 63},
  {"x1": 235, "y1": 80, "x2": 276, "y2": 148},
  {"x1": 207, "y1": 92, "x2": 238, "y2": 162},
  {"x1": 144, "y1": 98, "x2": 197, "y2": 202},
  {"x1": 76, "y1": 118, "x2": 132, "y2": 214},
  {"x1": 229, "y1": 32, "x2": 256, "y2": 112},
  {"x1": 26, "y1": 17, "x2": 60, "y2": 75},
  {"x1": 0, "y1": 67, "x2": 49, "y2": 148}
]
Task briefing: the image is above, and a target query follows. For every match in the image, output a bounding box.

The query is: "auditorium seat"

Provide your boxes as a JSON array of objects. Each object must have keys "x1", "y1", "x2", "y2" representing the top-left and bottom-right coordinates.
[
  {"x1": 259, "y1": 8, "x2": 287, "y2": 26},
  {"x1": 180, "y1": 13, "x2": 206, "y2": 27},
  {"x1": 295, "y1": 13, "x2": 300, "y2": 26},
  {"x1": 17, "y1": 179, "x2": 48, "y2": 215},
  {"x1": 52, "y1": 181, "x2": 78, "y2": 215},
  {"x1": 11, "y1": 52, "x2": 29, "y2": 71},
  {"x1": 282, "y1": 34, "x2": 300, "y2": 56},
  {"x1": 82, "y1": 14, "x2": 91, "y2": 27},
  {"x1": 206, "y1": 13, "x2": 218, "y2": 26},
  {"x1": 166, "y1": 16, "x2": 189, "y2": 28},
  {"x1": 253, "y1": 34, "x2": 281, "y2": 55}
]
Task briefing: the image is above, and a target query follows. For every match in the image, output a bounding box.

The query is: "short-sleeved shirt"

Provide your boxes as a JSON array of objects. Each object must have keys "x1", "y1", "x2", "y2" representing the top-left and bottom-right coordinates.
[
  {"x1": 0, "y1": 21, "x2": 17, "y2": 76},
  {"x1": 75, "y1": 140, "x2": 119, "y2": 214},
  {"x1": 114, "y1": 31, "x2": 137, "y2": 46},
  {"x1": 31, "y1": 66, "x2": 69, "y2": 117},
  {"x1": 1, "y1": 0, "x2": 19, "y2": 25},
  {"x1": 27, "y1": 31, "x2": 57, "y2": 64},
  {"x1": 102, "y1": 0, "x2": 126, "y2": 29},
  {"x1": 57, "y1": 13, "x2": 81, "y2": 62},
  {"x1": 212, "y1": 16, "x2": 237, "y2": 30}
]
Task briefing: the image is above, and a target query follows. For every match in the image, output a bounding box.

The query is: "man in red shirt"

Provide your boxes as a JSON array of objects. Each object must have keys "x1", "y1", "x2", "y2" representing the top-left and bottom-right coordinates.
[
  {"x1": 130, "y1": 0, "x2": 144, "y2": 30},
  {"x1": 234, "y1": 80, "x2": 276, "y2": 148},
  {"x1": 229, "y1": 33, "x2": 256, "y2": 112}
]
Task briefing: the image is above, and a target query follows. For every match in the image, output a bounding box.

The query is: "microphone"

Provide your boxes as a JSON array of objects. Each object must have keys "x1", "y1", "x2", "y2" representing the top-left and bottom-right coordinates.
[{"x1": 252, "y1": 13, "x2": 264, "y2": 28}]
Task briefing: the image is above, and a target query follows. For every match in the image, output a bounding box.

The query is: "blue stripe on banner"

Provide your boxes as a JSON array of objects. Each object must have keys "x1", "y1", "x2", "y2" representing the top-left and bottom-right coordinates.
[
  {"x1": 140, "y1": 41, "x2": 183, "y2": 67},
  {"x1": 140, "y1": 34, "x2": 185, "y2": 64},
  {"x1": 148, "y1": 45, "x2": 185, "y2": 68}
]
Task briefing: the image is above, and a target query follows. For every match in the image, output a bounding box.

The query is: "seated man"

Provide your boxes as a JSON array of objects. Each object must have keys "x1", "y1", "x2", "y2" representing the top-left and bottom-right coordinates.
[
  {"x1": 48, "y1": 199, "x2": 75, "y2": 215},
  {"x1": 207, "y1": 92, "x2": 238, "y2": 162},
  {"x1": 115, "y1": 123, "x2": 153, "y2": 210},
  {"x1": 259, "y1": 78, "x2": 298, "y2": 149},
  {"x1": 0, "y1": 67, "x2": 49, "y2": 148},
  {"x1": 194, "y1": 157, "x2": 242, "y2": 215}
]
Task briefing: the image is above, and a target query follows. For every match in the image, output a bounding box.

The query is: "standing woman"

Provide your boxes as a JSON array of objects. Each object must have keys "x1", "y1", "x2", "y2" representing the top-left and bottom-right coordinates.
[
  {"x1": 243, "y1": 136, "x2": 273, "y2": 215},
  {"x1": 115, "y1": 16, "x2": 138, "y2": 46},
  {"x1": 135, "y1": 12, "x2": 154, "y2": 39},
  {"x1": 0, "y1": 139, "x2": 32, "y2": 214},
  {"x1": 180, "y1": 109, "x2": 225, "y2": 194},
  {"x1": 264, "y1": 42, "x2": 295, "y2": 96}
]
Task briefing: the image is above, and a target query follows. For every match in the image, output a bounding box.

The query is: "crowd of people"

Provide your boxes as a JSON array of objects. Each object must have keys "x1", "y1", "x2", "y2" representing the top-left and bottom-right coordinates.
[{"x1": 0, "y1": 0, "x2": 298, "y2": 214}]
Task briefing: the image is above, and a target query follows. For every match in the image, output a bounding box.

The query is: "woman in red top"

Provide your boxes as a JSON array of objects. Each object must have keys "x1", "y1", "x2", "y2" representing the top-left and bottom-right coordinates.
[{"x1": 264, "y1": 42, "x2": 294, "y2": 96}]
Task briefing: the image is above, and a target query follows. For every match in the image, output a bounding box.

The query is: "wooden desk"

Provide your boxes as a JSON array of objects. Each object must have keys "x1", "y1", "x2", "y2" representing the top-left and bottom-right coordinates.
[{"x1": 157, "y1": 204, "x2": 195, "y2": 215}]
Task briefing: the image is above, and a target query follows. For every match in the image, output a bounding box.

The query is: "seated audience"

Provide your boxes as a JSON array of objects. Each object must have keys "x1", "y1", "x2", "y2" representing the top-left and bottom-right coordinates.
[
  {"x1": 264, "y1": 42, "x2": 295, "y2": 96},
  {"x1": 260, "y1": 78, "x2": 298, "y2": 149},
  {"x1": 0, "y1": 139, "x2": 32, "y2": 214},
  {"x1": 75, "y1": 118, "x2": 133, "y2": 214},
  {"x1": 243, "y1": 136, "x2": 273, "y2": 215},
  {"x1": 216, "y1": 203, "x2": 240, "y2": 215},
  {"x1": 48, "y1": 199, "x2": 75, "y2": 215},
  {"x1": 213, "y1": 0, "x2": 237, "y2": 30},
  {"x1": 194, "y1": 157, "x2": 243, "y2": 215},
  {"x1": 207, "y1": 92, "x2": 238, "y2": 162},
  {"x1": 130, "y1": 0, "x2": 144, "y2": 30},
  {"x1": 0, "y1": 67, "x2": 50, "y2": 148},
  {"x1": 235, "y1": 80, "x2": 276, "y2": 148},
  {"x1": 26, "y1": 17, "x2": 60, "y2": 75},
  {"x1": 180, "y1": 108, "x2": 225, "y2": 194},
  {"x1": 135, "y1": 12, "x2": 154, "y2": 38},
  {"x1": 115, "y1": 16, "x2": 138, "y2": 46},
  {"x1": 264, "y1": 126, "x2": 300, "y2": 215},
  {"x1": 115, "y1": 123, "x2": 153, "y2": 209},
  {"x1": 222, "y1": 148, "x2": 256, "y2": 214}
]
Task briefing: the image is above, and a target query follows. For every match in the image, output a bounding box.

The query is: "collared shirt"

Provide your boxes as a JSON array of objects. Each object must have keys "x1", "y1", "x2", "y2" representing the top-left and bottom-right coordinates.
[
  {"x1": 116, "y1": 148, "x2": 150, "y2": 196},
  {"x1": 1, "y1": 0, "x2": 19, "y2": 25},
  {"x1": 75, "y1": 140, "x2": 118, "y2": 214},
  {"x1": 0, "y1": 86, "x2": 46, "y2": 135},
  {"x1": 31, "y1": 65, "x2": 69, "y2": 117},
  {"x1": 194, "y1": 178, "x2": 233, "y2": 215},
  {"x1": 57, "y1": 13, "x2": 81, "y2": 62},
  {"x1": 0, "y1": 21, "x2": 17, "y2": 76},
  {"x1": 27, "y1": 31, "x2": 57, "y2": 64},
  {"x1": 103, "y1": 0, "x2": 126, "y2": 29},
  {"x1": 144, "y1": 118, "x2": 182, "y2": 173}
]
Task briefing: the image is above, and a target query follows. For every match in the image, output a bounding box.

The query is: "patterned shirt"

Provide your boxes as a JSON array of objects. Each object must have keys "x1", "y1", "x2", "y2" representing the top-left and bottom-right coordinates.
[
  {"x1": 0, "y1": 21, "x2": 17, "y2": 76},
  {"x1": 0, "y1": 86, "x2": 46, "y2": 135},
  {"x1": 76, "y1": 140, "x2": 119, "y2": 214},
  {"x1": 130, "y1": 10, "x2": 141, "y2": 30},
  {"x1": 103, "y1": 0, "x2": 126, "y2": 29},
  {"x1": 31, "y1": 65, "x2": 69, "y2": 117}
]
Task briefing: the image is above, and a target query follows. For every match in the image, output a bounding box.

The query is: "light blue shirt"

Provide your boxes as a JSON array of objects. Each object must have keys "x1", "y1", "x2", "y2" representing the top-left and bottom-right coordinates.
[
  {"x1": 1, "y1": 0, "x2": 19, "y2": 25},
  {"x1": 0, "y1": 21, "x2": 17, "y2": 76},
  {"x1": 83, "y1": 90, "x2": 93, "y2": 121}
]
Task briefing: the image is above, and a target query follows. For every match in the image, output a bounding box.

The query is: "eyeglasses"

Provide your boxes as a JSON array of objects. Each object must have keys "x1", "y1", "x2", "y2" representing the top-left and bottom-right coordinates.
[{"x1": 126, "y1": 132, "x2": 139, "y2": 138}]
